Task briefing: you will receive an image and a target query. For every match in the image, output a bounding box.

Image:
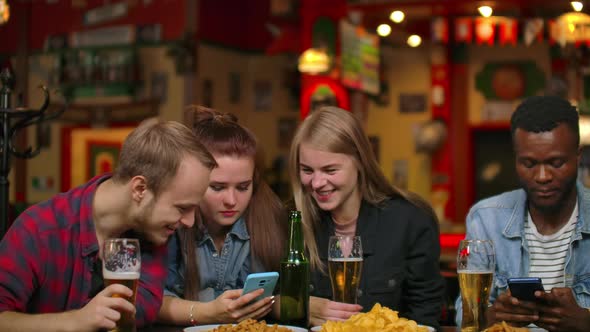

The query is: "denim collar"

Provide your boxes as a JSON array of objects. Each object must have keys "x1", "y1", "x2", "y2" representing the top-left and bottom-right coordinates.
[
  {"x1": 503, "y1": 182, "x2": 590, "y2": 239},
  {"x1": 197, "y1": 216, "x2": 250, "y2": 246}
]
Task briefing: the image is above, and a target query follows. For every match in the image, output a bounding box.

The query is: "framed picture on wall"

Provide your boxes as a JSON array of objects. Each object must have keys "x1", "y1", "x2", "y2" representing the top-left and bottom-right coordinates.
[
  {"x1": 254, "y1": 80, "x2": 272, "y2": 111},
  {"x1": 61, "y1": 126, "x2": 134, "y2": 192},
  {"x1": 151, "y1": 72, "x2": 168, "y2": 103},
  {"x1": 202, "y1": 79, "x2": 213, "y2": 107},
  {"x1": 229, "y1": 72, "x2": 241, "y2": 104},
  {"x1": 399, "y1": 93, "x2": 426, "y2": 113},
  {"x1": 392, "y1": 159, "x2": 408, "y2": 190},
  {"x1": 278, "y1": 117, "x2": 297, "y2": 148}
]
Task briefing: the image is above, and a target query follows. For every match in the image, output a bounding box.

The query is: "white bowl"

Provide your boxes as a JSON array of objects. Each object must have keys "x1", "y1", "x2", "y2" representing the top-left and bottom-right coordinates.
[{"x1": 184, "y1": 324, "x2": 308, "y2": 332}]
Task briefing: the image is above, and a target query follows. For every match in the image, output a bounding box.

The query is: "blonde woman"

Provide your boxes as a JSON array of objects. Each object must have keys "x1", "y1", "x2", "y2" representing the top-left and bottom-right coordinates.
[{"x1": 289, "y1": 107, "x2": 445, "y2": 329}]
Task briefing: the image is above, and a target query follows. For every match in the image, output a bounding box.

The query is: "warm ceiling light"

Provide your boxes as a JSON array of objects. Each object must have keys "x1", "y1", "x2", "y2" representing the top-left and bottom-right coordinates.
[
  {"x1": 478, "y1": 5, "x2": 493, "y2": 18},
  {"x1": 569, "y1": 22, "x2": 576, "y2": 32},
  {"x1": 0, "y1": 0, "x2": 9, "y2": 25},
  {"x1": 390, "y1": 10, "x2": 405, "y2": 23},
  {"x1": 298, "y1": 48, "x2": 330, "y2": 74},
  {"x1": 377, "y1": 24, "x2": 392, "y2": 37},
  {"x1": 571, "y1": 1, "x2": 584, "y2": 12},
  {"x1": 407, "y1": 35, "x2": 422, "y2": 47}
]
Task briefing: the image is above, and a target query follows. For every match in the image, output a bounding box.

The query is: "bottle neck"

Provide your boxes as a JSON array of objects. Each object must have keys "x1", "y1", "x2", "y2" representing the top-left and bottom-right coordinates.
[{"x1": 287, "y1": 216, "x2": 305, "y2": 254}]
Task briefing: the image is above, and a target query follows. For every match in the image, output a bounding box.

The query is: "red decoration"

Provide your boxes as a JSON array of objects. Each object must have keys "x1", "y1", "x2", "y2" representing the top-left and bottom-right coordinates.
[
  {"x1": 475, "y1": 18, "x2": 495, "y2": 45},
  {"x1": 454, "y1": 17, "x2": 473, "y2": 43},
  {"x1": 499, "y1": 18, "x2": 518, "y2": 45},
  {"x1": 431, "y1": 17, "x2": 449, "y2": 44}
]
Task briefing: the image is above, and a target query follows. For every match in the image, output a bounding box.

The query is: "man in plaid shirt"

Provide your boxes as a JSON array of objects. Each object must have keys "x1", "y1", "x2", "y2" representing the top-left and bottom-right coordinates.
[{"x1": 0, "y1": 119, "x2": 216, "y2": 331}]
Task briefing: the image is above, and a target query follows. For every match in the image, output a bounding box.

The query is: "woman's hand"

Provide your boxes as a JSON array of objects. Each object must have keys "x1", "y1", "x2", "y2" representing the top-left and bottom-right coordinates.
[
  {"x1": 207, "y1": 288, "x2": 274, "y2": 323},
  {"x1": 309, "y1": 296, "x2": 362, "y2": 327}
]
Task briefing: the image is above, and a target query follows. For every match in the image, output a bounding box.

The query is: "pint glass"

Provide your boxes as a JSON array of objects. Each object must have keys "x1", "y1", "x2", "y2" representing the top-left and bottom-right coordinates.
[
  {"x1": 103, "y1": 238, "x2": 141, "y2": 332},
  {"x1": 457, "y1": 239, "x2": 495, "y2": 332},
  {"x1": 328, "y1": 235, "x2": 363, "y2": 304}
]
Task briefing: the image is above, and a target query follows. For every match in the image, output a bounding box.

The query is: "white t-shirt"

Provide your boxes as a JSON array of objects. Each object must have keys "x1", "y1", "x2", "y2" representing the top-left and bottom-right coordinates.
[{"x1": 525, "y1": 202, "x2": 578, "y2": 290}]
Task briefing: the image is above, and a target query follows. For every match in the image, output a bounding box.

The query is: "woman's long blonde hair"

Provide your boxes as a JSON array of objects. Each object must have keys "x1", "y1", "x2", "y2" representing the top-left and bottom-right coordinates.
[{"x1": 288, "y1": 107, "x2": 436, "y2": 272}]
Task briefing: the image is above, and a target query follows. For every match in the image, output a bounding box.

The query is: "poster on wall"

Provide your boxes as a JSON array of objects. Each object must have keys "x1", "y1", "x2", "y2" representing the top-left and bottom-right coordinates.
[
  {"x1": 399, "y1": 93, "x2": 427, "y2": 113},
  {"x1": 63, "y1": 127, "x2": 134, "y2": 191},
  {"x1": 278, "y1": 117, "x2": 298, "y2": 148},
  {"x1": 229, "y1": 72, "x2": 241, "y2": 104},
  {"x1": 202, "y1": 79, "x2": 213, "y2": 107},
  {"x1": 340, "y1": 20, "x2": 380, "y2": 95},
  {"x1": 254, "y1": 81, "x2": 272, "y2": 111},
  {"x1": 392, "y1": 159, "x2": 409, "y2": 190}
]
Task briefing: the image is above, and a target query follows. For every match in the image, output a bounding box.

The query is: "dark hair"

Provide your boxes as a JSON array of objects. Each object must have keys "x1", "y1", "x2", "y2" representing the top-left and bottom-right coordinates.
[
  {"x1": 112, "y1": 119, "x2": 216, "y2": 196},
  {"x1": 510, "y1": 95, "x2": 580, "y2": 146},
  {"x1": 180, "y1": 106, "x2": 287, "y2": 300}
]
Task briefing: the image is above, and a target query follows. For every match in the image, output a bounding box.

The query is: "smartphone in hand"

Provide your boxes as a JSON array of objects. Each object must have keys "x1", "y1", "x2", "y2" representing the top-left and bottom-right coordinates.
[
  {"x1": 508, "y1": 277, "x2": 545, "y2": 302},
  {"x1": 242, "y1": 272, "x2": 279, "y2": 302}
]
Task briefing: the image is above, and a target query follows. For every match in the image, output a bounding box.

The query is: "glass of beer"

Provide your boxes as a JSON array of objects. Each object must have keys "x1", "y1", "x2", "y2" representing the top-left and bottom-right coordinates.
[
  {"x1": 457, "y1": 239, "x2": 495, "y2": 332},
  {"x1": 102, "y1": 238, "x2": 141, "y2": 332},
  {"x1": 328, "y1": 235, "x2": 363, "y2": 304}
]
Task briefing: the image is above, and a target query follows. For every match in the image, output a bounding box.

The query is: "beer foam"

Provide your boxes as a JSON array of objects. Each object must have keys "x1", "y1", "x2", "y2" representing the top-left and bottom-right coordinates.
[
  {"x1": 102, "y1": 270, "x2": 140, "y2": 280},
  {"x1": 458, "y1": 270, "x2": 494, "y2": 274},
  {"x1": 328, "y1": 257, "x2": 363, "y2": 262}
]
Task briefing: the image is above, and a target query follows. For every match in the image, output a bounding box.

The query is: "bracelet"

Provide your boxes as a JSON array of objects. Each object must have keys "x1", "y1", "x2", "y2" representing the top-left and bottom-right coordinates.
[{"x1": 189, "y1": 303, "x2": 197, "y2": 325}]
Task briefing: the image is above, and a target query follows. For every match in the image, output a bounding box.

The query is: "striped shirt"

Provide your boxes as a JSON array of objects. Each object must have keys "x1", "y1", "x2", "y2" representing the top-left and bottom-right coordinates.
[{"x1": 525, "y1": 203, "x2": 577, "y2": 291}]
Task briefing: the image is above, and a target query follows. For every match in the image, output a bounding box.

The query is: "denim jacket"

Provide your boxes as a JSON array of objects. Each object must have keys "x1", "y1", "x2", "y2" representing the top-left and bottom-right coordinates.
[
  {"x1": 164, "y1": 217, "x2": 264, "y2": 302},
  {"x1": 455, "y1": 182, "x2": 590, "y2": 325}
]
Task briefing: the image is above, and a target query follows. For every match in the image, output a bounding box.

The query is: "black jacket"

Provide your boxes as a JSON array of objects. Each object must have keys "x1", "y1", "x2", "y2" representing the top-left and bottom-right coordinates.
[{"x1": 310, "y1": 197, "x2": 445, "y2": 330}]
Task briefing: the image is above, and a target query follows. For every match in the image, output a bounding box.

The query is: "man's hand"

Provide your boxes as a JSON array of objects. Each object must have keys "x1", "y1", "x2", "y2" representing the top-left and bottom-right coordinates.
[
  {"x1": 309, "y1": 296, "x2": 362, "y2": 327},
  {"x1": 534, "y1": 287, "x2": 590, "y2": 332},
  {"x1": 68, "y1": 283, "x2": 135, "y2": 332},
  {"x1": 486, "y1": 290, "x2": 539, "y2": 327}
]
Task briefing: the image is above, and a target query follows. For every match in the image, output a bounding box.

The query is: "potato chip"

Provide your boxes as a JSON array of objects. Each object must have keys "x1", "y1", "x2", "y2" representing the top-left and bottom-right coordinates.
[
  {"x1": 319, "y1": 303, "x2": 428, "y2": 332},
  {"x1": 208, "y1": 319, "x2": 292, "y2": 332},
  {"x1": 484, "y1": 321, "x2": 529, "y2": 332}
]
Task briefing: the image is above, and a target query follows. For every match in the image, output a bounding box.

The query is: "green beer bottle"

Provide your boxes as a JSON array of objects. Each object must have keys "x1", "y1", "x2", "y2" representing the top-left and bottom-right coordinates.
[{"x1": 280, "y1": 210, "x2": 309, "y2": 327}]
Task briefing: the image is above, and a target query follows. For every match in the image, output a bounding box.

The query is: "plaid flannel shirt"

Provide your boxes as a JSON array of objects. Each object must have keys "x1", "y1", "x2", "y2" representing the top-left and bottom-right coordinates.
[{"x1": 0, "y1": 174, "x2": 168, "y2": 326}]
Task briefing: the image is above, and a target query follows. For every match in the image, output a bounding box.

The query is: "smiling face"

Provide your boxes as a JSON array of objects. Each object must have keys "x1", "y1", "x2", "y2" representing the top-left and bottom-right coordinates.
[
  {"x1": 198, "y1": 154, "x2": 255, "y2": 231},
  {"x1": 298, "y1": 143, "x2": 361, "y2": 219},
  {"x1": 135, "y1": 155, "x2": 211, "y2": 246},
  {"x1": 514, "y1": 123, "x2": 580, "y2": 215}
]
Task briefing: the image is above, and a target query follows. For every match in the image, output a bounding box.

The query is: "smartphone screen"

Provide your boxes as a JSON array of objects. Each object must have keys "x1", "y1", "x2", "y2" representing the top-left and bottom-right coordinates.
[
  {"x1": 242, "y1": 272, "x2": 279, "y2": 302},
  {"x1": 507, "y1": 277, "x2": 544, "y2": 302}
]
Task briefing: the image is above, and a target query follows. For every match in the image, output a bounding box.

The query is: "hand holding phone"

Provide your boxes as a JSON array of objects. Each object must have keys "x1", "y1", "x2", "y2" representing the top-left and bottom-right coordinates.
[
  {"x1": 242, "y1": 272, "x2": 279, "y2": 302},
  {"x1": 508, "y1": 277, "x2": 545, "y2": 302}
]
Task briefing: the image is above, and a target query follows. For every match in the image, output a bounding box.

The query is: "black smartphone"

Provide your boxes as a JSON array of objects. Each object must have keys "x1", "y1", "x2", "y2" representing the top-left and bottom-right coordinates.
[{"x1": 507, "y1": 277, "x2": 545, "y2": 302}]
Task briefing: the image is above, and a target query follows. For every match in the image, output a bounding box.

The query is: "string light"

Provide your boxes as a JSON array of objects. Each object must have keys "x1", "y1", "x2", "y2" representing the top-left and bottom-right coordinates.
[
  {"x1": 377, "y1": 24, "x2": 392, "y2": 37},
  {"x1": 0, "y1": 0, "x2": 9, "y2": 25},
  {"x1": 571, "y1": 1, "x2": 584, "y2": 12},
  {"x1": 407, "y1": 35, "x2": 422, "y2": 47},
  {"x1": 298, "y1": 49, "x2": 330, "y2": 74},
  {"x1": 478, "y1": 5, "x2": 493, "y2": 18},
  {"x1": 390, "y1": 10, "x2": 405, "y2": 23}
]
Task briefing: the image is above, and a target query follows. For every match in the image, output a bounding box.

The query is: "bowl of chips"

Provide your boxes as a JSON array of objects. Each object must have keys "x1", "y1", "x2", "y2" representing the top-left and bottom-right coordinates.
[
  {"x1": 484, "y1": 321, "x2": 547, "y2": 332},
  {"x1": 311, "y1": 303, "x2": 434, "y2": 332},
  {"x1": 183, "y1": 319, "x2": 308, "y2": 332}
]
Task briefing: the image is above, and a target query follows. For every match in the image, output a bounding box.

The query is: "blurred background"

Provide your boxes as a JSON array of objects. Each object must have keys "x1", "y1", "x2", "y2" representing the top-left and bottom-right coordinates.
[{"x1": 2, "y1": 0, "x2": 590, "y2": 323}]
